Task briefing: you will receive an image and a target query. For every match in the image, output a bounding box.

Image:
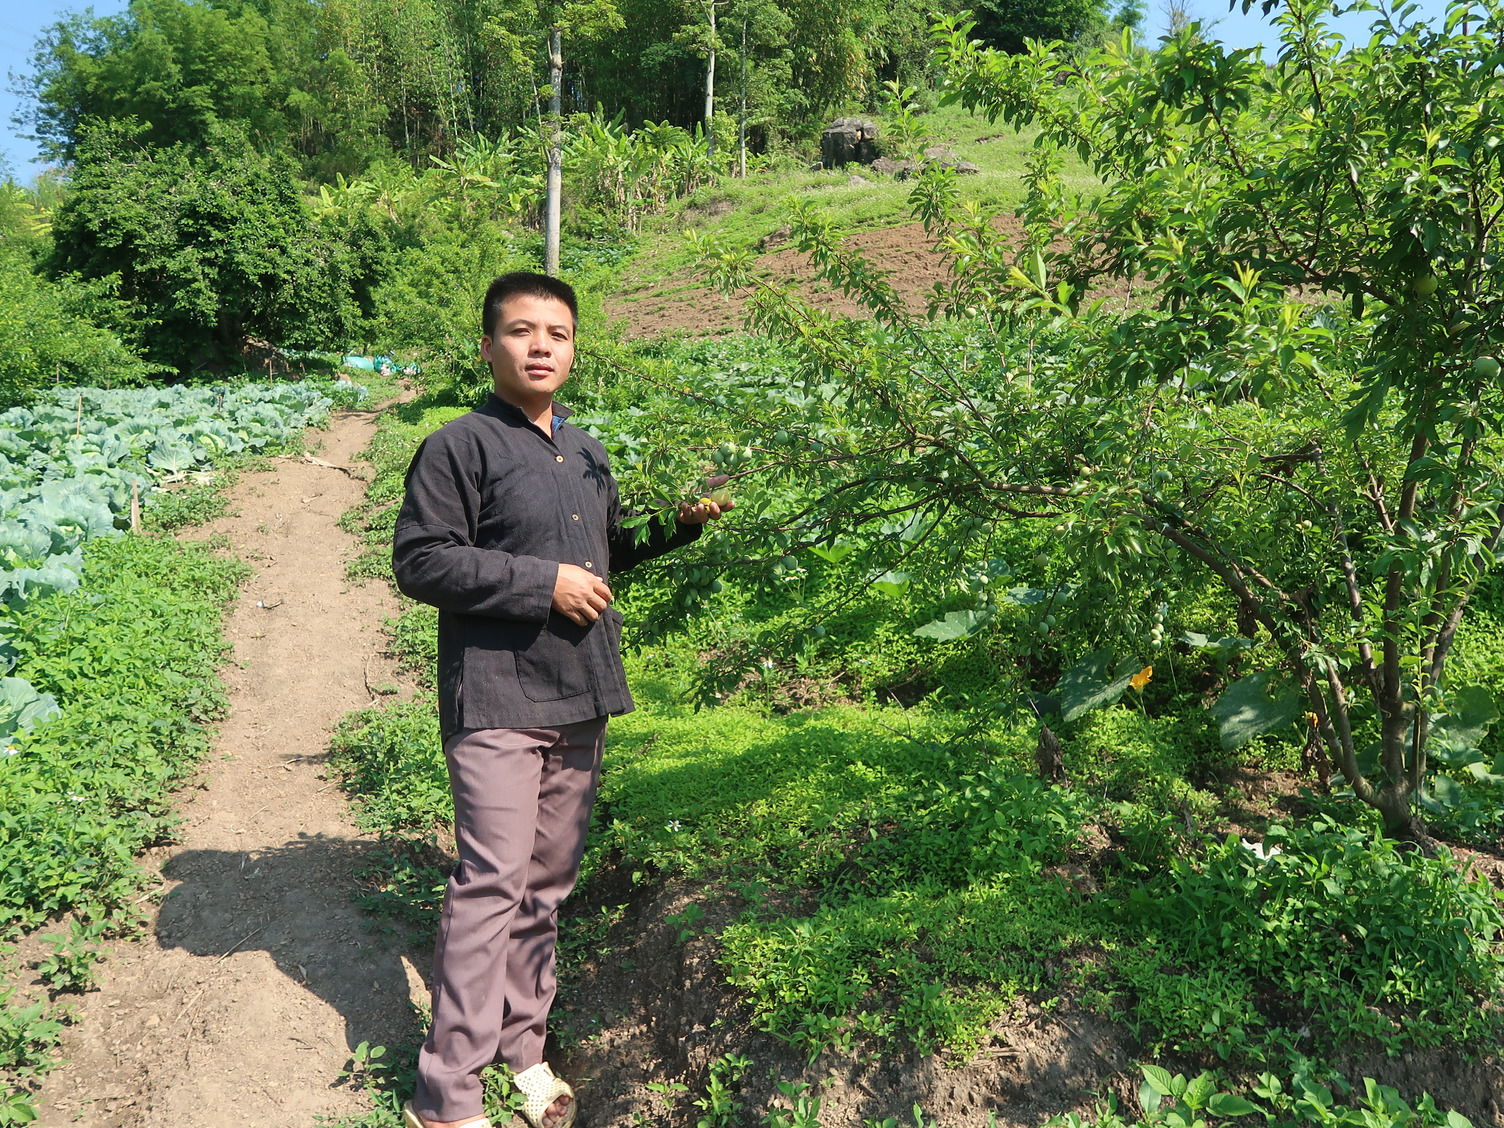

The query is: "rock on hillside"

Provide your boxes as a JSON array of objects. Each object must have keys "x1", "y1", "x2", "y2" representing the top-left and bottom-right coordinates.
[{"x1": 821, "y1": 118, "x2": 880, "y2": 168}]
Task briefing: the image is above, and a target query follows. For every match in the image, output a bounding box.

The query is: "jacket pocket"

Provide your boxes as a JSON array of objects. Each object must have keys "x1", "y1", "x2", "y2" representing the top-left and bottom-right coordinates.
[{"x1": 517, "y1": 613, "x2": 594, "y2": 702}]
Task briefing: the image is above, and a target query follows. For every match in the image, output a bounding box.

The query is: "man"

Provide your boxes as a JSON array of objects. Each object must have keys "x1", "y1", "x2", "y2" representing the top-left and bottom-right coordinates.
[{"x1": 392, "y1": 272, "x2": 729, "y2": 1128}]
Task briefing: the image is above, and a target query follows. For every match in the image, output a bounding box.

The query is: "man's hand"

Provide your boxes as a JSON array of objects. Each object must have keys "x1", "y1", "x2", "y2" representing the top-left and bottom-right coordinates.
[
  {"x1": 676, "y1": 498, "x2": 733, "y2": 524},
  {"x1": 552, "y1": 563, "x2": 613, "y2": 626},
  {"x1": 677, "y1": 475, "x2": 736, "y2": 526}
]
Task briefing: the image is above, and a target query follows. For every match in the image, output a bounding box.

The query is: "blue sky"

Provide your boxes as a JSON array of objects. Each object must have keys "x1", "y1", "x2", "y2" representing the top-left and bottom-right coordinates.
[{"x1": 0, "y1": 0, "x2": 1456, "y2": 178}]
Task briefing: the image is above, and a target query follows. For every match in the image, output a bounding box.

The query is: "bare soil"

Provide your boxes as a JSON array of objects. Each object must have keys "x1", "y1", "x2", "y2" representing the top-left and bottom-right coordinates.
[
  {"x1": 603, "y1": 218, "x2": 1137, "y2": 339},
  {"x1": 30, "y1": 407, "x2": 425, "y2": 1127},
  {"x1": 604, "y1": 222, "x2": 969, "y2": 338}
]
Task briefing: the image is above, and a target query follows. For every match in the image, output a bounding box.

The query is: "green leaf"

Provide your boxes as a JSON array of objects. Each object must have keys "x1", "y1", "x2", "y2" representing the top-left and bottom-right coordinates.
[
  {"x1": 1185, "y1": 1072, "x2": 1217, "y2": 1109},
  {"x1": 872, "y1": 570, "x2": 911, "y2": 596},
  {"x1": 1058, "y1": 650, "x2": 1139, "y2": 722},
  {"x1": 1001, "y1": 585, "x2": 1052, "y2": 606},
  {"x1": 1141, "y1": 1063, "x2": 1176, "y2": 1097},
  {"x1": 1180, "y1": 631, "x2": 1254, "y2": 656},
  {"x1": 809, "y1": 543, "x2": 856, "y2": 564},
  {"x1": 1208, "y1": 671, "x2": 1304, "y2": 750},
  {"x1": 1430, "y1": 685, "x2": 1499, "y2": 757},
  {"x1": 1465, "y1": 761, "x2": 1504, "y2": 787},
  {"x1": 0, "y1": 677, "x2": 61, "y2": 741},
  {"x1": 1421, "y1": 774, "x2": 1468, "y2": 813},
  {"x1": 1206, "y1": 1092, "x2": 1260, "y2": 1117},
  {"x1": 913, "y1": 610, "x2": 990, "y2": 641}
]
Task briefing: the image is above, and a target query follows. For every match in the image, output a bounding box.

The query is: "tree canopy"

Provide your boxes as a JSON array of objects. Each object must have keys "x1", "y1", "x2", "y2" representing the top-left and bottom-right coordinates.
[
  {"x1": 48, "y1": 119, "x2": 354, "y2": 370},
  {"x1": 13, "y1": 0, "x2": 1121, "y2": 181}
]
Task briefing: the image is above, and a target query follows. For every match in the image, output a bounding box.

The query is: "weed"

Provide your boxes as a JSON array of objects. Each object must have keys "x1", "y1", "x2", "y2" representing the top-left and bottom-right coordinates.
[
  {"x1": 34, "y1": 919, "x2": 109, "y2": 993},
  {"x1": 337, "y1": 1041, "x2": 392, "y2": 1092},
  {"x1": 1046, "y1": 1063, "x2": 1475, "y2": 1128},
  {"x1": 763, "y1": 1081, "x2": 822, "y2": 1128},
  {"x1": 1118, "y1": 818, "x2": 1504, "y2": 1058},
  {"x1": 0, "y1": 986, "x2": 64, "y2": 1122},
  {"x1": 667, "y1": 902, "x2": 705, "y2": 942},
  {"x1": 646, "y1": 1079, "x2": 689, "y2": 1111},
  {"x1": 694, "y1": 1054, "x2": 751, "y2": 1128},
  {"x1": 559, "y1": 903, "x2": 627, "y2": 967},
  {"x1": 479, "y1": 1064, "x2": 528, "y2": 1120},
  {"x1": 142, "y1": 480, "x2": 231, "y2": 531}
]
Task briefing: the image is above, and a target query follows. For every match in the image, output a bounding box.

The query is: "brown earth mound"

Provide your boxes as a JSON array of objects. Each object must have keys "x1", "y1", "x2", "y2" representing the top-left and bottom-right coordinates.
[
  {"x1": 604, "y1": 218, "x2": 1140, "y2": 339},
  {"x1": 603, "y1": 221, "x2": 989, "y2": 338}
]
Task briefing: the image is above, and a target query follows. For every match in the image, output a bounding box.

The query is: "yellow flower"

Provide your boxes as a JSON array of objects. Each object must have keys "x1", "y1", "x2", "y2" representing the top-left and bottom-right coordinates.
[{"x1": 1129, "y1": 665, "x2": 1153, "y2": 691}]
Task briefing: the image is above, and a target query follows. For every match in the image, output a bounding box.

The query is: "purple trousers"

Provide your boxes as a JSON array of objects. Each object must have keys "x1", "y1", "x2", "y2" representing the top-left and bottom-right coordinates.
[{"x1": 414, "y1": 716, "x2": 607, "y2": 1122}]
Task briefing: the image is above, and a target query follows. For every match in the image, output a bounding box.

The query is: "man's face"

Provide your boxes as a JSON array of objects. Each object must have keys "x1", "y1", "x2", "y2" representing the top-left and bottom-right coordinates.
[{"x1": 481, "y1": 293, "x2": 576, "y2": 407}]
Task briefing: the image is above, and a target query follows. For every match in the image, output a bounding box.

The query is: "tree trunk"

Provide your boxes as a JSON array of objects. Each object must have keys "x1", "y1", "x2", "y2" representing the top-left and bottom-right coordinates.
[
  {"x1": 739, "y1": 14, "x2": 747, "y2": 178},
  {"x1": 704, "y1": 1, "x2": 717, "y2": 163},
  {"x1": 545, "y1": 26, "x2": 564, "y2": 277}
]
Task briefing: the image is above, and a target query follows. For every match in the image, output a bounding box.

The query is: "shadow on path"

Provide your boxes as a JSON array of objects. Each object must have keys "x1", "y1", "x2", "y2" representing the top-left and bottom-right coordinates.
[{"x1": 157, "y1": 835, "x2": 425, "y2": 1062}]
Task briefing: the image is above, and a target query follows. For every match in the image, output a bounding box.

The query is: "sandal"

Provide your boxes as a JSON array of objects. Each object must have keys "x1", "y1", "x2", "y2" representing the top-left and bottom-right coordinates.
[
  {"x1": 402, "y1": 1100, "x2": 493, "y2": 1128},
  {"x1": 513, "y1": 1062, "x2": 577, "y2": 1128}
]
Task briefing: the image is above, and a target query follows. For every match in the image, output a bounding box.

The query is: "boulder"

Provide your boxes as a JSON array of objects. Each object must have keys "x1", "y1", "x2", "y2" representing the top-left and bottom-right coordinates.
[
  {"x1": 917, "y1": 145, "x2": 981, "y2": 176},
  {"x1": 871, "y1": 156, "x2": 921, "y2": 179},
  {"x1": 758, "y1": 224, "x2": 793, "y2": 252},
  {"x1": 821, "y1": 118, "x2": 880, "y2": 168}
]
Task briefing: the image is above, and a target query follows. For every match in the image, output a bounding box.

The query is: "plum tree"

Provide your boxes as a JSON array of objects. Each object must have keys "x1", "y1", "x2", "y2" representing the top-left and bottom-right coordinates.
[{"x1": 678, "y1": 0, "x2": 1504, "y2": 845}]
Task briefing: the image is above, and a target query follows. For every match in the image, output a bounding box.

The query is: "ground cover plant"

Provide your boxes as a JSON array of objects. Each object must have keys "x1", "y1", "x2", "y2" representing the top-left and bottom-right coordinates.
[{"x1": 0, "y1": 378, "x2": 366, "y2": 1120}]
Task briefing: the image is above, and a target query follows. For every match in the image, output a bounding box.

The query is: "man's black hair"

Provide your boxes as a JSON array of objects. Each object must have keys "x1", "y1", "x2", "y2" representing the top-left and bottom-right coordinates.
[{"x1": 482, "y1": 272, "x2": 579, "y2": 338}]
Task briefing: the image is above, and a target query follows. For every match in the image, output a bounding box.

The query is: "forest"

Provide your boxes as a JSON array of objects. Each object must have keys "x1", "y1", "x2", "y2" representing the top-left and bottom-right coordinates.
[{"x1": 1, "y1": 0, "x2": 1503, "y2": 1124}]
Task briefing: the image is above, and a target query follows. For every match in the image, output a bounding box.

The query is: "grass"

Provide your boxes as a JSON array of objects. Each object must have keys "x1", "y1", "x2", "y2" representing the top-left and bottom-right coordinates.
[{"x1": 608, "y1": 106, "x2": 1098, "y2": 302}]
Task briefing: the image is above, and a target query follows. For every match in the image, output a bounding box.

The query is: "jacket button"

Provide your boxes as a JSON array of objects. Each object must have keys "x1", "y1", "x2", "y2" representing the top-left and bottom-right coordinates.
[
  {"x1": 555, "y1": 454, "x2": 565, "y2": 463},
  {"x1": 572, "y1": 514, "x2": 579, "y2": 521},
  {"x1": 585, "y1": 561, "x2": 593, "y2": 568}
]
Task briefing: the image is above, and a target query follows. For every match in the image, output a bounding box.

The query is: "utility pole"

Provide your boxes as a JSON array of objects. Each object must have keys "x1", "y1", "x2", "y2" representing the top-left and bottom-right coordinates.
[
  {"x1": 545, "y1": 25, "x2": 564, "y2": 276},
  {"x1": 704, "y1": 0, "x2": 717, "y2": 164},
  {"x1": 738, "y1": 10, "x2": 747, "y2": 178}
]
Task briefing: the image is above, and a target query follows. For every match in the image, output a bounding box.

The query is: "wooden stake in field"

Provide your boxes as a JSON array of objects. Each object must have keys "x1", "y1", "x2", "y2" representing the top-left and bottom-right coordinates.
[
  {"x1": 76, "y1": 392, "x2": 82, "y2": 436},
  {"x1": 267, "y1": 358, "x2": 274, "y2": 387},
  {"x1": 130, "y1": 479, "x2": 141, "y2": 534}
]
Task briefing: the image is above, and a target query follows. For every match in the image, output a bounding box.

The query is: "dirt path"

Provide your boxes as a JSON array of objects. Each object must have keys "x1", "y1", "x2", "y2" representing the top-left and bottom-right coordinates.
[{"x1": 35, "y1": 406, "x2": 421, "y2": 1127}]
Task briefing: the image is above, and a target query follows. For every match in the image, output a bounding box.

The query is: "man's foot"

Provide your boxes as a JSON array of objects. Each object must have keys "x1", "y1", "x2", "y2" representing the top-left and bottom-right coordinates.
[
  {"x1": 402, "y1": 1101, "x2": 489, "y2": 1128},
  {"x1": 540, "y1": 1094, "x2": 572, "y2": 1128},
  {"x1": 403, "y1": 1090, "x2": 570, "y2": 1128}
]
